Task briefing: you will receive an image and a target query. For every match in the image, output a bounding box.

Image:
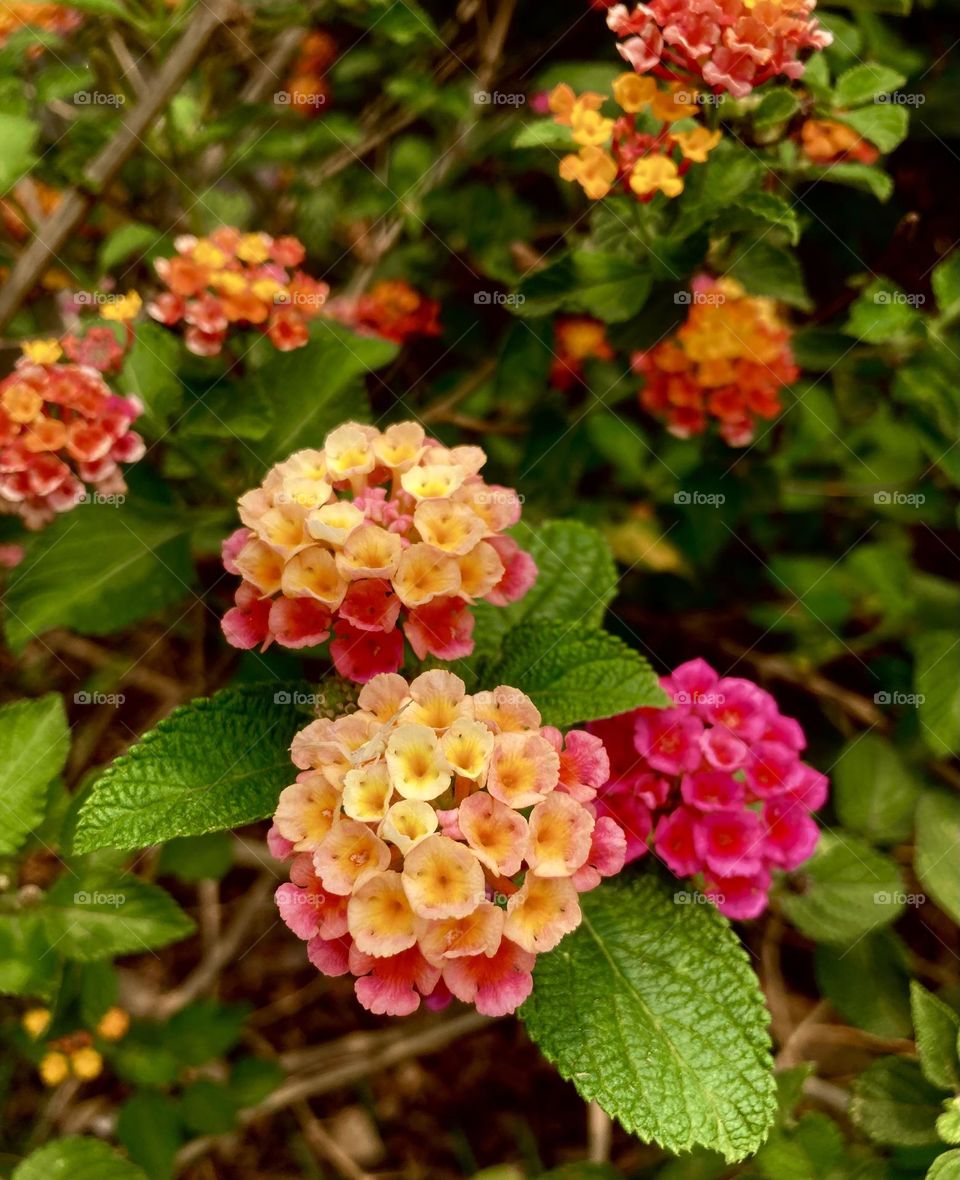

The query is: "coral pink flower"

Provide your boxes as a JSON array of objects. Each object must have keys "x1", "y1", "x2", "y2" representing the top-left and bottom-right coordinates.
[
  {"x1": 220, "y1": 421, "x2": 535, "y2": 679},
  {"x1": 273, "y1": 672, "x2": 619, "y2": 1016},
  {"x1": 590, "y1": 659, "x2": 826, "y2": 919}
]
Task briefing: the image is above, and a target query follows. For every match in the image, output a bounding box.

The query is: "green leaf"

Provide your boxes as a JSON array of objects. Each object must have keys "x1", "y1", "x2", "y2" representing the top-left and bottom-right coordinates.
[
  {"x1": 495, "y1": 623, "x2": 667, "y2": 727},
  {"x1": 3, "y1": 502, "x2": 193, "y2": 652},
  {"x1": 728, "y1": 241, "x2": 811, "y2": 310},
  {"x1": 73, "y1": 681, "x2": 331, "y2": 852},
  {"x1": 120, "y1": 322, "x2": 183, "y2": 430},
  {"x1": 715, "y1": 192, "x2": 801, "y2": 246},
  {"x1": 565, "y1": 252, "x2": 653, "y2": 323},
  {"x1": 755, "y1": 1111, "x2": 845, "y2": 1180},
  {"x1": 852, "y1": 1057, "x2": 946, "y2": 1147},
  {"x1": 0, "y1": 910, "x2": 59, "y2": 997},
  {"x1": 99, "y1": 223, "x2": 163, "y2": 274},
  {"x1": 911, "y1": 983, "x2": 960, "y2": 1091},
  {"x1": 806, "y1": 161, "x2": 893, "y2": 201},
  {"x1": 164, "y1": 998, "x2": 249, "y2": 1065},
  {"x1": 928, "y1": 1151, "x2": 960, "y2": 1180},
  {"x1": 815, "y1": 932, "x2": 912, "y2": 1038},
  {"x1": 834, "y1": 64, "x2": 906, "y2": 107},
  {"x1": 672, "y1": 142, "x2": 762, "y2": 237},
  {"x1": 0, "y1": 694, "x2": 69, "y2": 855},
  {"x1": 915, "y1": 792, "x2": 960, "y2": 924},
  {"x1": 778, "y1": 832, "x2": 905, "y2": 944},
  {"x1": 913, "y1": 632, "x2": 960, "y2": 756},
  {"x1": 513, "y1": 121, "x2": 575, "y2": 150},
  {"x1": 832, "y1": 733, "x2": 921, "y2": 844},
  {"x1": 117, "y1": 1093, "x2": 183, "y2": 1180},
  {"x1": 0, "y1": 113, "x2": 38, "y2": 194},
  {"x1": 157, "y1": 832, "x2": 234, "y2": 882},
  {"x1": 837, "y1": 104, "x2": 909, "y2": 153},
  {"x1": 843, "y1": 280, "x2": 924, "y2": 344},
  {"x1": 754, "y1": 89, "x2": 801, "y2": 129},
  {"x1": 39, "y1": 874, "x2": 194, "y2": 961},
  {"x1": 12, "y1": 1138, "x2": 148, "y2": 1180},
  {"x1": 509, "y1": 520, "x2": 619, "y2": 629},
  {"x1": 252, "y1": 321, "x2": 397, "y2": 467},
  {"x1": 932, "y1": 251, "x2": 960, "y2": 323},
  {"x1": 521, "y1": 873, "x2": 776, "y2": 1162}
]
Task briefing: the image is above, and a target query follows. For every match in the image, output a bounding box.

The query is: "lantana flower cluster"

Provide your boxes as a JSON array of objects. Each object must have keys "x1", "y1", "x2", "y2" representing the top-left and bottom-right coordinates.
[
  {"x1": 605, "y1": 1, "x2": 832, "y2": 99},
  {"x1": 632, "y1": 275, "x2": 798, "y2": 445},
  {"x1": 0, "y1": 340, "x2": 143, "y2": 528},
  {"x1": 800, "y1": 118, "x2": 878, "y2": 165},
  {"x1": 283, "y1": 29, "x2": 336, "y2": 117},
  {"x1": 0, "y1": 3, "x2": 81, "y2": 51},
  {"x1": 550, "y1": 316, "x2": 615, "y2": 390},
  {"x1": 271, "y1": 671, "x2": 626, "y2": 1016},
  {"x1": 550, "y1": 76, "x2": 722, "y2": 202},
  {"x1": 329, "y1": 280, "x2": 442, "y2": 345},
  {"x1": 147, "y1": 228, "x2": 329, "y2": 356},
  {"x1": 221, "y1": 421, "x2": 536, "y2": 681},
  {"x1": 590, "y1": 659, "x2": 827, "y2": 919}
]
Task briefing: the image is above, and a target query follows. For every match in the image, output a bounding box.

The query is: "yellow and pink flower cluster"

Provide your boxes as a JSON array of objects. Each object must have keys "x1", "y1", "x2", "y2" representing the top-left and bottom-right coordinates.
[
  {"x1": 221, "y1": 422, "x2": 536, "y2": 681},
  {"x1": 270, "y1": 671, "x2": 625, "y2": 1016}
]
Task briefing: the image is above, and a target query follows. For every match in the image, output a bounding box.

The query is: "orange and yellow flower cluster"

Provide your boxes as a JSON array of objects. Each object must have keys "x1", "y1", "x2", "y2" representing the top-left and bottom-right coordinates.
[
  {"x1": 23, "y1": 1005, "x2": 129, "y2": 1087},
  {"x1": 0, "y1": 3, "x2": 81, "y2": 50},
  {"x1": 632, "y1": 275, "x2": 798, "y2": 445},
  {"x1": 0, "y1": 338, "x2": 143, "y2": 527},
  {"x1": 550, "y1": 76, "x2": 722, "y2": 203},
  {"x1": 335, "y1": 279, "x2": 442, "y2": 345},
  {"x1": 800, "y1": 118, "x2": 878, "y2": 165},
  {"x1": 284, "y1": 29, "x2": 336, "y2": 117},
  {"x1": 271, "y1": 671, "x2": 626, "y2": 1016},
  {"x1": 147, "y1": 229, "x2": 329, "y2": 356},
  {"x1": 221, "y1": 421, "x2": 536, "y2": 681}
]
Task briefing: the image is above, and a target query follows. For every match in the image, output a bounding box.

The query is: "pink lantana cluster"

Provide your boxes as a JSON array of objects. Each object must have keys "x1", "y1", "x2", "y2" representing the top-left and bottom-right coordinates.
[
  {"x1": 270, "y1": 671, "x2": 625, "y2": 1017},
  {"x1": 590, "y1": 659, "x2": 826, "y2": 919},
  {"x1": 220, "y1": 422, "x2": 537, "y2": 682},
  {"x1": 605, "y1": 1, "x2": 832, "y2": 99}
]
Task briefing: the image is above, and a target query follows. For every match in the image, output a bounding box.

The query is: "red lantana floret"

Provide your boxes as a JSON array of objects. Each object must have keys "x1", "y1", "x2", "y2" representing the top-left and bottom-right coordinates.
[
  {"x1": 632, "y1": 274, "x2": 799, "y2": 446},
  {"x1": 589, "y1": 658, "x2": 827, "y2": 919},
  {"x1": 270, "y1": 671, "x2": 625, "y2": 1017},
  {"x1": 0, "y1": 339, "x2": 143, "y2": 528},
  {"x1": 604, "y1": 0, "x2": 832, "y2": 99},
  {"x1": 220, "y1": 421, "x2": 537, "y2": 681}
]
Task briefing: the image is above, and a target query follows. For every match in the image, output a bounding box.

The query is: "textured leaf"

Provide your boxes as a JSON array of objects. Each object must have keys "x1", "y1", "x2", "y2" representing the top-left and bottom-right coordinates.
[
  {"x1": 915, "y1": 791, "x2": 960, "y2": 924},
  {"x1": 911, "y1": 982, "x2": 960, "y2": 1091},
  {"x1": 778, "y1": 832, "x2": 905, "y2": 944},
  {"x1": 521, "y1": 873, "x2": 776, "y2": 1162},
  {"x1": 0, "y1": 694, "x2": 69, "y2": 855},
  {"x1": 832, "y1": 733, "x2": 921, "y2": 844},
  {"x1": 834, "y1": 63, "x2": 906, "y2": 106},
  {"x1": 851, "y1": 1057, "x2": 945, "y2": 1147},
  {"x1": 252, "y1": 321, "x2": 397, "y2": 467},
  {"x1": 72, "y1": 681, "x2": 336, "y2": 852},
  {"x1": 39, "y1": 874, "x2": 194, "y2": 961},
  {"x1": 3, "y1": 502, "x2": 193, "y2": 652},
  {"x1": 838, "y1": 104, "x2": 909, "y2": 153},
  {"x1": 809, "y1": 161, "x2": 893, "y2": 202},
  {"x1": 928, "y1": 1151, "x2": 960, "y2": 1180},
  {"x1": 754, "y1": 1111, "x2": 845, "y2": 1180},
  {"x1": 508, "y1": 519, "x2": 619, "y2": 629},
  {"x1": 729, "y1": 241, "x2": 811, "y2": 310},
  {"x1": 496, "y1": 623, "x2": 667, "y2": 727},
  {"x1": 12, "y1": 1138, "x2": 148, "y2": 1180},
  {"x1": 913, "y1": 632, "x2": 960, "y2": 756},
  {"x1": 119, "y1": 322, "x2": 183, "y2": 431}
]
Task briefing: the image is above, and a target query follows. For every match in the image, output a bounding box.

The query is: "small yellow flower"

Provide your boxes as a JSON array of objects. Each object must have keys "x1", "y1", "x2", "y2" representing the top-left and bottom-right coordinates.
[
  {"x1": 21, "y1": 338, "x2": 62, "y2": 365},
  {"x1": 100, "y1": 290, "x2": 142, "y2": 323},
  {"x1": 70, "y1": 1047, "x2": 103, "y2": 1080},
  {"x1": 235, "y1": 232, "x2": 271, "y2": 264},
  {"x1": 548, "y1": 83, "x2": 604, "y2": 126},
  {"x1": 211, "y1": 270, "x2": 247, "y2": 296},
  {"x1": 96, "y1": 1007, "x2": 130, "y2": 1041},
  {"x1": 613, "y1": 73, "x2": 657, "y2": 113},
  {"x1": 39, "y1": 1052, "x2": 70, "y2": 1087},
  {"x1": 570, "y1": 102, "x2": 614, "y2": 148},
  {"x1": 559, "y1": 146, "x2": 618, "y2": 201},
  {"x1": 630, "y1": 156, "x2": 684, "y2": 199},
  {"x1": 21, "y1": 1008, "x2": 51, "y2": 1038},
  {"x1": 672, "y1": 126, "x2": 722, "y2": 163},
  {"x1": 192, "y1": 240, "x2": 227, "y2": 267},
  {"x1": 651, "y1": 88, "x2": 694, "y2": 122},
  {"x1": 347, "y1": 869, "x2": 418, "y2": 956},
  {"x1": 401, "y1": 834, "x2": 485, "y2": 920},
  {"x1": 386, "y1": 724, "x2": 452, "y2": 801}
]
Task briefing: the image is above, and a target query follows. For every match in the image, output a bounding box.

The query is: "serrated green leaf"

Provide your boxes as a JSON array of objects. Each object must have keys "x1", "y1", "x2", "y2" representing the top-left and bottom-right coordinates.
[
  {"x1": 911, "y1": 983, "x2": 960, "y2": 1091},
  {"x1": 778, "y1": 832, "x2": 905, "y2": 944},
  {"x1": 12, "y1": 1138, "x2": 148, "y2": 1180},
  {"x1": 932, "y1": 251, "x2": 960, "y2": 323},
  {"x1": 755, "y1": 1110, "x2": 845, "y2": 1180},
  {"x1": 806, "y1": 161, "x2": 893, "y2": 201},
  {"x1": 837, "y1": 103, "x2": 909, "y2": 153},
  {"x1": 39, "y1": 874, "x2": 194, "y2": 961},
  {"x1": 521, "y1": 873, "x2": 776, "y2": 1162},
  {"x1": 939, "y1": 1104, "x2": 960, "y2": 1146},
  {"x1": 251, "y1": 321, "x2": 397, "y2": 468},
  {"x1": 913, "y1": 633, "x2": 960, "y2": 756},
  {"x1": 3, "y1": 502, "x2": 193, "y2": 652},
  {"x1": 728, "y1": 241, "x2": 811, "y2": 310},
  {"x1": 510, "y1": 519, "x2": 619, "y2": 629},
  {"x1": 852, "y1": 1057, "x2": 945, "y2": 1147},
  {"x1": 495, "y1": 622, "x2": 667, "y2": 726},
  {"x1": 73, "y1": 682, "x2": 327, "y2": 852},
  {"x1": 755, "y1": 89, "x2": 801, "y2": 128},
  {"x1": 816, "y1": 932, "x2": 912, "y2": 1038},
  {"x1": 834, "y1": 64, "x2": 906, "y2": 107},
  {"x1": 843, "y1": 280, "x2": 924, "y2": 344},
  {"x1": 929, "y1": 1150, "x2": 960, "y2": 1180},
  {"x1": 0, "y1": 694, "x2": 69, "y2": 855},
  {"x1": 915, "y1": 792, "x2": 960, "y2": 924},
  {"x1": 832, "y1": 733, "x2": 921, "y2": 844}
]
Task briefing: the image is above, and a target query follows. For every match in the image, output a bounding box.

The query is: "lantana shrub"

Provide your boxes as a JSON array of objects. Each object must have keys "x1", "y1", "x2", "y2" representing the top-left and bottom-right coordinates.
[
  {"x1": 272, "y1": 671, "x2": 623, "y2": 1016},
  {"x1": 220, "y1": 421, "x2": 536, "y2": 678},
  {"x1": 590, "y1": 659, "x2": 827, "y2": 918}
]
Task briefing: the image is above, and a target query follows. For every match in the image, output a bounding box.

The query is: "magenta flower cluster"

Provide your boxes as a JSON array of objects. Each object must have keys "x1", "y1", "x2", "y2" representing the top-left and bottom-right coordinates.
[{"x1": 589, "y1": 659, "x2": 827, "y2": 919}]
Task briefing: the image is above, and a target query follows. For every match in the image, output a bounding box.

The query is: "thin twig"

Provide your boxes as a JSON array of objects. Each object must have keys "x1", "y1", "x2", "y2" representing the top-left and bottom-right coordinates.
[{"x1": 294, "y1": 1101, "x2": 371, "y2": 1180}]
